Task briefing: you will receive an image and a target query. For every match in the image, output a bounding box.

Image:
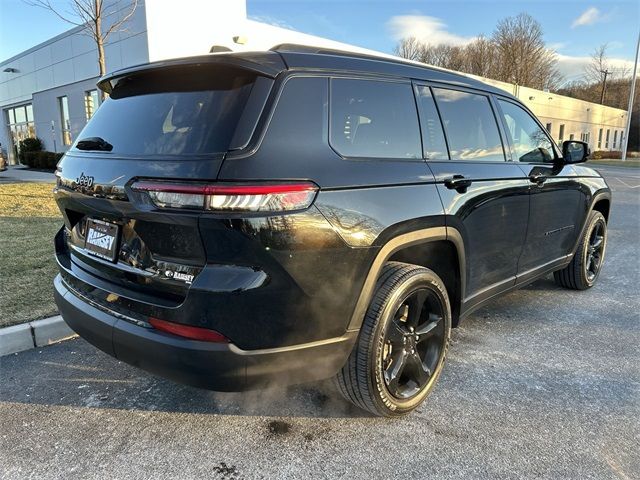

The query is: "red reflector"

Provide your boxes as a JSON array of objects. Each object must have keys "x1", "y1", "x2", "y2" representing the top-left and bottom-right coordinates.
[{"x1": 149, "y1": 317, "x2": 229, "y2": 343}]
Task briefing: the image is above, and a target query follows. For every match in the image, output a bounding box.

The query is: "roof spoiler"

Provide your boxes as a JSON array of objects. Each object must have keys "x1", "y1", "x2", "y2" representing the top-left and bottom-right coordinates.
[{"x1": 97, "y1": 52, "x2": 286, "y2": 94}]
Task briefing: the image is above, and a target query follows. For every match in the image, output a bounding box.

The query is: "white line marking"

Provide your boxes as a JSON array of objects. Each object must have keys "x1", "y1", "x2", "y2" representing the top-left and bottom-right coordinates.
[{"x1": 614, "y1": 177, "x2": 640, "y2": 188}]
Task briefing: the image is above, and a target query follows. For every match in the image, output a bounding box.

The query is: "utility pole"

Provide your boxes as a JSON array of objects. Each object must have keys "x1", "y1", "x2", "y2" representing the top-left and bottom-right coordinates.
[
  {"x1": 622, "y1": 31, "x2": 640, "y2": 161},
  {"x1": 600, "y1": 69, "x2": 610, "y2": 104}
]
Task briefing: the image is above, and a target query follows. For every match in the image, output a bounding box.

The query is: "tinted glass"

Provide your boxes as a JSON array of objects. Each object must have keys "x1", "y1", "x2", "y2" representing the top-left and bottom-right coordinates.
[
  {"x1": 433, "y1": 88, "x2": 504, "y2": 161},
  {"x1": 498, "y1": 100, "x2": 554, "y2": 163},
  {"x1": 74, "y1": 66, "x2": 255, "y2": 155},
  {"x1": 264, "y1": 76, "x2": 327, "y2": 150},
  {"x1": 415, "y1": 86, "x2": 449, "y2": 160},
  {"x1": 330, "y1": 79, "x2": 421, "y2": 159}
]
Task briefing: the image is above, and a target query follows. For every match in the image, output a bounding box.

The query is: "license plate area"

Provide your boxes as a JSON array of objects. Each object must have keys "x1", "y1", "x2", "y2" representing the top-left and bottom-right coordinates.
[{"x1": 84, "y1": 218, "x2": 120, "y2": 262}]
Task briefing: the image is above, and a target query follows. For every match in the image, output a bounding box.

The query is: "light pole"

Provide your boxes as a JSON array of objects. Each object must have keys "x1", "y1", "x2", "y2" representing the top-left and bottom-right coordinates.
[{"x1": 622, "y1": 31, "x2": 640, "y2": 161}]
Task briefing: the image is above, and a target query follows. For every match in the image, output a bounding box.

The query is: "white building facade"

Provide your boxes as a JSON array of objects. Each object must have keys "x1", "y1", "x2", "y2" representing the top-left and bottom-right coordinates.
[{"x1": 0, "y1": 0, "x2": 628, "y2": 164}]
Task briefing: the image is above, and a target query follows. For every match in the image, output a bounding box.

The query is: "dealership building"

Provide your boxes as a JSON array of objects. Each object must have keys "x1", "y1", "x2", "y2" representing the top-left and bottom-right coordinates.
[{"x1": 0, "y1": 0, "x2": 629, "y2": 164}]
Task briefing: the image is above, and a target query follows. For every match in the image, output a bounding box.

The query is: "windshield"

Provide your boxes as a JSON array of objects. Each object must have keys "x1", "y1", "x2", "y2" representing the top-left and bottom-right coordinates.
[{"x1": 73, "y1": 66, "x2": 256, "y2": 156}]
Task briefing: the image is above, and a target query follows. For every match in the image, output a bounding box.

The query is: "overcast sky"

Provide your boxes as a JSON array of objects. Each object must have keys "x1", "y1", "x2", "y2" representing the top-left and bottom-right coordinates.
[{"x1": 1, "y1": 0, "x2": 638, "y2": 83}]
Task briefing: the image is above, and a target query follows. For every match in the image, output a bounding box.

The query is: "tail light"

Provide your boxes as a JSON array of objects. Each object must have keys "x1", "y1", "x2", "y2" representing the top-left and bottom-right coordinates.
[
  {"x1": 149, "y1": 317, "x2": 229, "y2": 343},
  {"x1": 131, "y1": 181, "x2": 318, "y2": 212}
]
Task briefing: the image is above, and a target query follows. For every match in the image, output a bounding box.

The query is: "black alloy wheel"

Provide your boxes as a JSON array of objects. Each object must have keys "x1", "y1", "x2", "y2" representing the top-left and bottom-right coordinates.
[
  {"x1": 554, "y1": 210, "x2": 607, "y2": 290},
  {"x1": 335, "y1": 262, "x2": 451, "y2": 417},
  {"x1": 585, "y1": 220, "x2": 605, "y2": 282},
  {"x1": 382, "y1": 288, "x2": 445, "y2": 399}
]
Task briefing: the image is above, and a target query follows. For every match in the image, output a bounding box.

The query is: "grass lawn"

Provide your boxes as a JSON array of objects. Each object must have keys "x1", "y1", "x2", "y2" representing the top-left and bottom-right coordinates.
[
  {"x1": 0, "y1": 182, "x2": 62, "y2": 327},
  {"x1": 589, "y1": 159, "x2": 640, "y2": 168}
]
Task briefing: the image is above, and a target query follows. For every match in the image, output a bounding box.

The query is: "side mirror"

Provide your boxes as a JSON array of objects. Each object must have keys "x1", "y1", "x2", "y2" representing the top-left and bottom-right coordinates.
[{"x1": 562, "y1": 140, "x2": 589, "y2": 164}]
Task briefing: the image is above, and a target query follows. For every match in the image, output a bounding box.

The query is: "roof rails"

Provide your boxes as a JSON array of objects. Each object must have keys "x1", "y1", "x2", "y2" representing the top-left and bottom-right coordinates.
[
  {"x1": 270, "y1": 43, "x2": 401, "y2": 64},
  {"x1": 268, "y1": 43, "x2": 503, "y2": 95}
]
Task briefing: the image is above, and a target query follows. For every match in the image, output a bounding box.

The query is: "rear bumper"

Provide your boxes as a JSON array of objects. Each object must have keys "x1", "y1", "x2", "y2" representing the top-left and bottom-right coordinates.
[{"x1": 54, "y1": 274, "x2": 357, "y2": 391}]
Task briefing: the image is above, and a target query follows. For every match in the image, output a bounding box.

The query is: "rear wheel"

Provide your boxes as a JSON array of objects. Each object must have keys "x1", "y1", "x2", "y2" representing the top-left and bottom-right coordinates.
[
  {"x1": 336, "y1": 262, "x2": 451, "y2": 417},
  {"x1": 554, "y1": 210, "x2": 607, "y2": 290}
]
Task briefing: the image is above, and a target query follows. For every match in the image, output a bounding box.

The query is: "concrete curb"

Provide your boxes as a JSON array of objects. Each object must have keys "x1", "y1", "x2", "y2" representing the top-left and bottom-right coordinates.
[{"x1": 0, "y1": 315, "x2": 76, "y2": 356}]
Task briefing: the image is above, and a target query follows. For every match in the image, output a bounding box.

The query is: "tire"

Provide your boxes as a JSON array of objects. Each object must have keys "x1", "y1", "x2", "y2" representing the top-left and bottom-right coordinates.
[
  {"x1": 554, "y1": 210, "x2": 607, "y2": 290},
  {"x1": 335, "y1": 261, "x2": 451, "y2": 417}
]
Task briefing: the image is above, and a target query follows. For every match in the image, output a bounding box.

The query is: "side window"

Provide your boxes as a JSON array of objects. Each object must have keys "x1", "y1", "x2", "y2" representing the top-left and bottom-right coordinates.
[
  {"x1": 329, "y1": 78, "x2": 421, "y2": 159},
  {"x1": 497, "y1": 99, "x2": 555, "y2": 163},
  {"x1": 415, "y1": 86, "x2": 449, "y2": 160},
  {"x1": 265, "y1": 76, "x2": 327, "y2": 149},
  {"x1": 432, "y1": 88, "x2": 505, "y2": 162}
]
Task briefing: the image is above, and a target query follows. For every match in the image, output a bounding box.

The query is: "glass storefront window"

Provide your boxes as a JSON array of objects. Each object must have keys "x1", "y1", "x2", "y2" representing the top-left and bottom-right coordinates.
[
  {"x1": 14, "y1": 107, "x2": 26, "y2": 124},
  {"x1": 4, "y1": 104, "x2": 36, "y2": 165},
  {"x1": 85, "y1": 89, "x2": 101, "y2": 120},
  {"x1": 59, "y1": 96, "x2": 72, "y2": 145}
]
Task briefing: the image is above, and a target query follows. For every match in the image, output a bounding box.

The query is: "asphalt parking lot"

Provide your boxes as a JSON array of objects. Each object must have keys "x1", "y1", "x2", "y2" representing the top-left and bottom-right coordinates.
[{"x1": 1, "y1": 165, "x2": 638, "y2": 479}]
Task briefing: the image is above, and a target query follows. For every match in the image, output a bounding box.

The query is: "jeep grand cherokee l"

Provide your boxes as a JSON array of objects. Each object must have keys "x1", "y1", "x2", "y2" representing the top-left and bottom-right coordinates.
[{"x1": 53, "y1": 46, "x2": 611, "y2": 417}]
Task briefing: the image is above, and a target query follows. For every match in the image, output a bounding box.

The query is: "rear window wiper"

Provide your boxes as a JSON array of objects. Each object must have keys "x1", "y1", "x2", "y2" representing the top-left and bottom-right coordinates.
[{"x1": 76, "y1": 137, "x2": 113, "y2": 152}]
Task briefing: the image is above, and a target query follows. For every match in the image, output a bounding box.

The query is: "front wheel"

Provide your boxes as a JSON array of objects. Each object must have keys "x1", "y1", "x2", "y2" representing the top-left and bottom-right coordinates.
[
  {"x1": 335, "y1": 262, "x2": 451, "y2": 417},
  {"x1": 554, "y1": 210, "x2": 607, "y2": 290}
]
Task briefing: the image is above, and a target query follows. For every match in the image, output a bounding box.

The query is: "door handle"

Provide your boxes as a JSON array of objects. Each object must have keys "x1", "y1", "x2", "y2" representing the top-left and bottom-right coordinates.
[
  {"x1": 529, "y1": 174, "x2": 547, "y2": 186},
  {"x1": 444, "y1": 175, "x2": 473, "y2": 193}
]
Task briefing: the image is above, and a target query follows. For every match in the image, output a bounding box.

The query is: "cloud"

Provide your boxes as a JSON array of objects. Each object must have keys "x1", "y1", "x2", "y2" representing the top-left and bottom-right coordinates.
[
  {"x1": 386, "y1": 15, "x2": 472, "y2": 46},
  {"x1": 571, "y1": 7, "x2": 612, "y2": 28},
  {"x1": 556, "y1": 53, "x2": 634, "y2": 79},
  {"x1": 248, "y1": 15, "x2": 296, "y2": 31},
  {"x1": 383, "y1": 12, "x2": 636, "y2": 82},
  {"x1": 548, "y1": 42, "x2": 567, "y2": 52}
]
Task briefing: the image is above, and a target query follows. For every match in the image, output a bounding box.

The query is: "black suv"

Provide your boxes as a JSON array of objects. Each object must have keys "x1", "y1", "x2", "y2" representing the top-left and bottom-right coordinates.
[{"x1": 53, "y1": 46, "x2": 611, "y2": 417}]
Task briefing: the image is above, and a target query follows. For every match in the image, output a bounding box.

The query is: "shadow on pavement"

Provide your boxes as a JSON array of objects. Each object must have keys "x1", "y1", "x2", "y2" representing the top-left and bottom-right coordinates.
[{"x1": 0, "y1": 336, "x2": 370, "y2": 419}]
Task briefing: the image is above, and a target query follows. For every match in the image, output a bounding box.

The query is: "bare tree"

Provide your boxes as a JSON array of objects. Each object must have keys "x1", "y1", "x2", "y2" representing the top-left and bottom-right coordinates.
[
  {"x1": 585, "y1": 44, "x2": 611, "y2": 85},
  {"x1": 394, "y1": 36, "x2": 423, "y2": 62},
  {"x1": 415, "y1": 44, "x2": 466, "y2": 71},
  {"x1": 394, "y1": 13, "x2": 561, "y2": 90},
  {"x1": 492, "y1": 13, "x2": 561, "y2": 90},
  {"x1": 24, "y1": 0, "x2": 138, "y2": 95},
  {"x1": 584, "y1": 44, "x2": 631, "y2": 104},
  {"x1": 464, "y1": 35, "x2": 497, "y2": 78}
]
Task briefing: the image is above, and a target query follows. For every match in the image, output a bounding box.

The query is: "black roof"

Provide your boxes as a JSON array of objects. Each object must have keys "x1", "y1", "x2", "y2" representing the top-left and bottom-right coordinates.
[
  {"x1": 98, "y1": 45, "x2": 514, "y2": 99},
  {"x1": 273, "y1": 44, "x2": 513, "y2": 97}
]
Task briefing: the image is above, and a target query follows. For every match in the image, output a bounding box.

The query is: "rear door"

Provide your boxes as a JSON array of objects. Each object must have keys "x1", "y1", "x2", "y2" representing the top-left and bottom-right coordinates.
[
  {"x1": 494, "y1": 97, "x2": 587, "y2": 281},
  {"x1": 415, "y1": 84, "x2": 530, "y2": 310}
]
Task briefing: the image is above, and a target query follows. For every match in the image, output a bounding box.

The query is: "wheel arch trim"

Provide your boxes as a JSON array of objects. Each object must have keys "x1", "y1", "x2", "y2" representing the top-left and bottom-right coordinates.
[
  {"x1": 347, "y1": 226, "x2": 465, "y2": 331},
  {"x1": 570, "y1": 189, "x2": 612, "y2": 257}
]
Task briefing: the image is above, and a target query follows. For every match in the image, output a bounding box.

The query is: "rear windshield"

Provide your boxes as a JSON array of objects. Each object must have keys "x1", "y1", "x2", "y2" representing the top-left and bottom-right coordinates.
[{"x1": 73, "y1": 66, "x2": 256, "y2": 156}]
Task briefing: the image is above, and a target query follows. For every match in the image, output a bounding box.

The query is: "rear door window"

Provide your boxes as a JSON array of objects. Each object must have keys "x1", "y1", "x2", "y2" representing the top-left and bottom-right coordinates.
[
  {"x1": 432, "y1": 88, "x2": 505, "y2": 162},
  {"x1": 73, "y1": 66, "x2": 257, "y2": 156},
  {"x1": 329, "y1": 78, "x2": 421, "y2": 159},
  {"x1": 415, "y1": 85, "x2": 449, "y2": 160}
]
